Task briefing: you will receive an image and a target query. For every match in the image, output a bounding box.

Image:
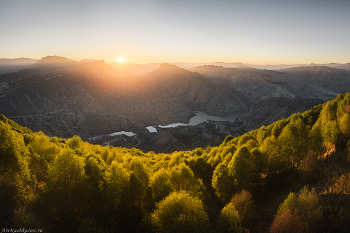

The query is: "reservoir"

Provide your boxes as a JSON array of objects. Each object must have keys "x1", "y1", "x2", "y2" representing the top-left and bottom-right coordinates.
[
  {"x1": 146, "y1": 126, "x2": 158, "y2": 133},
  {"x1": 108, "y1": 131, "x2": 136, "y2": 136},
  {"x1": 89, "y1": 130, "x2": 136, "y2": 140},
  {"x1": 93, "y1": 111, "x2": 244, "y2": 136},
  {"x1": 157, "y1": 111, "x2": 243, "y2": 128}
]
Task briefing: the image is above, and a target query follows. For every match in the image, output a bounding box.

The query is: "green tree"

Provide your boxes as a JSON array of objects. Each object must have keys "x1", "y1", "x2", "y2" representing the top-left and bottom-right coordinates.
[
  {"x1": 215, "y1": 202, "x2": 242, "y2": 233},
  {"x1": 151, "y1": 191, "x2": 210, "y2": 233},
  {"x1": 260, "y1": 136, "x2": 284, "y2": 176},
  {"x1": 250, "y1": 147, "x2": 265, "y2": 176},
  {"x1": 67, "y1": 135, "x2": 83, "y2": 151},
  {"x1": 271, "y1": 119, "x2": 288, "y2": 138},
  {"x1": 0, "y1": 122, "x2": 32, "y2": 226},
  {"x1": 186, "y1": 157, "x2": 214, "y2": 193},
  {"x1": 127, "y1": 157, "x2": 151, "y2": 220},
  {"x1": 47, "y1": 148, "x2": 86, "y2": 204},
  {"x1": 106, "y1": 161, "x2": 130, "y2": 208},
  {"x1": 297, "y1": 187, "x2": 323, "y2": 232},
  {"x1": 228, "y1": 146, "x2": 255, "y2": 191},
  {"x1": 308, "y1": 124, "x2": 325, "y2": 155},
  {"x1": 339, "y1": 113, "x2": 350, "y2": 139},
  {"x1": 323, "y1": 120, "x2": 340, "y2": 145},
  {"x1": 275, "y1": 187, "x2": 322, "y2": 233},
  {"x1": 231, "y1": 190, "x2": 255, "y2": 229},
  {"x1": 212, "y1": 163, "x2": 236, "y2": 203},
  {"x1": 321, "y1": 99, "x2": 338, "y2": 123},
  {"x1": 237, "y1": 134, "x2": 256, "y2": 147},
  {"x1": 256, "y1": 125, "x2": 270, "y2": 145},
  {"x1": 104, "y1": 161, "x2": 130, "y2": 229},
  {"x1": 84, "y1": 153, "x2": 107, "y2": 216},
  {"x1": 277, "y1": 192, "x2": 298, "y2": 217},
  {"x1": 169, "y1": 163, "x2": 204, "y2": 198},
  {"x1": 29, "y1": 131, "x2": 59, "y2": 162},
  {"x1": 149, "y1": 168, "x2": 173, "y2": 203},
  {"x1": 220, "y1": 144, "x2": 237, "y2": 163},
  {"x1": 278, "y1": 119, "x2": 309, "y2": 168},
  {"x1": 44, "y1": 148, "x2": 86, "y2": 230}
]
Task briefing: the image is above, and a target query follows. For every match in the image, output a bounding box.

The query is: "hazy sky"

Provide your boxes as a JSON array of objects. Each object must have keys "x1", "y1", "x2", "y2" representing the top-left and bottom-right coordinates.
[{"x1": 1, "y1": 0, "x2": 349, "y2": 64}]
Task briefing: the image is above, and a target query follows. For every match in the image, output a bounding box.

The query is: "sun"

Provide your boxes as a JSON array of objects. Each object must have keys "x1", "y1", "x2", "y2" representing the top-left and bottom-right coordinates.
[{"x1": 117, "y1": 57, "x2": 124, "y2": 63}]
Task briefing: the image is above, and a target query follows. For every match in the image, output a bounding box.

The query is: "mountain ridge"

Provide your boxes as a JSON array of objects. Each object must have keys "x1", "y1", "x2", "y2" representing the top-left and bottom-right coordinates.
[{"x1": 0, "y1": 61, "x2": 249, "y2": 139}]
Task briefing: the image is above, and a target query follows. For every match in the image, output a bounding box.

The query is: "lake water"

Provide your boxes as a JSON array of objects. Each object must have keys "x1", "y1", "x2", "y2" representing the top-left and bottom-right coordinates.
[
  {"x1": 93, "y1": 111, "x2": 244, "y2": 137},
  {"x1": 89, "y1": 130, "x2": 136, "y2": 140},
  {"x1": 158, "y1": 111, "x2": 243, "y2": 128},
  {"x1": 146, "y1": 126, "x2": 158, "y2": 133},
  {"x1": 108, "y1": 131, "x2": 136, "y2": 136}
]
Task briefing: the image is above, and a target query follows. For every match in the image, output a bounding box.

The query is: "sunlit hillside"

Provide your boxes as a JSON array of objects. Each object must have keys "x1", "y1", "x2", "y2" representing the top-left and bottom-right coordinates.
[{"x1": 1, "y1": 91, "x2": 350, "y2": 232}]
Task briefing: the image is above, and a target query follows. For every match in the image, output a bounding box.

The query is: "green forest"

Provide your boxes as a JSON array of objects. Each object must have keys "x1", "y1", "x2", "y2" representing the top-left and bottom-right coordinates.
[{"x1": 1, "y1": 93, "x2": 350, "y2": 233}]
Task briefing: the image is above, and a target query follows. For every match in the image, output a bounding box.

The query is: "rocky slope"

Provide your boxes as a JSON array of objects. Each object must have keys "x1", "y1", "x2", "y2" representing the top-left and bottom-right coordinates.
[
  {"x1": 191, "y1": 65, "x2": 350, "y2": 103},
  {"x1": 0, "y1": 58, "x2": 249, "y2": 139},
  {"x1": 142, "y1": 63, "x2": 249, "y2": 116},
  {"x1": 239, "y1": 97, "x2": 325, "y2": 131},
  {"x1": 281, "y1": 66, "x2": 350, "y2": 96}
]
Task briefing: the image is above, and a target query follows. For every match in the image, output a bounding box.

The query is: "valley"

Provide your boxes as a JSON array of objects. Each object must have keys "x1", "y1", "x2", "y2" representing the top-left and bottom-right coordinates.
[
  {"x1": 1, "y1": 56, "x2": 349, "y2": 153},
  {"x1": 2, "y1": 1, "x2": 350, "y2": 232}
]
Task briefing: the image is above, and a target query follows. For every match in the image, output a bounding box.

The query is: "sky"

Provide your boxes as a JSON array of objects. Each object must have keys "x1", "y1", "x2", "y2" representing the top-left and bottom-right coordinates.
[{"x1": 1, "y1": 0, "x2": 350, "y2": 64}]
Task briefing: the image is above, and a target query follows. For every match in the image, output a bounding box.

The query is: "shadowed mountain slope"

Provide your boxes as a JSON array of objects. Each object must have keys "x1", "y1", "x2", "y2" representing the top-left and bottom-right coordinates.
[
  {"x1": 191, "y1": 65, "x2": 350, "y2": 103},
  {"x1": 281, "y1": 66, "x2": 350, "y2": 95},
  {"x1": 142, "y1": 63, "x2": 249, "y2": 115},
  {"x1": 0, "y1": 59, "x2": 249, "y2": 138}
]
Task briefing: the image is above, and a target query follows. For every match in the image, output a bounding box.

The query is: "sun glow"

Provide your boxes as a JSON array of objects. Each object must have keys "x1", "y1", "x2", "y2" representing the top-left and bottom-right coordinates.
[{"x1": 117, "y1": 57, "x2": 124, "y2": 63}]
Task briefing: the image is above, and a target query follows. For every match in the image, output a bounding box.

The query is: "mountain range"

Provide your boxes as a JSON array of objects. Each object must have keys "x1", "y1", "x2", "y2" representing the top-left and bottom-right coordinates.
[
  {"x1": 0, "y1": 56, "x2": 249, "y2": 140},
  {"x1": 1, "y1": 55, "x2": 350, "y2": 152},
  {"x1": 191, "y1": 65, "x2": 350, "y2": 103}
]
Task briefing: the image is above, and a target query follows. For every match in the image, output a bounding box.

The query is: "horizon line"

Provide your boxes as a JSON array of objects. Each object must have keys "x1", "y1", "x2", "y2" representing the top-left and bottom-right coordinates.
[{"x1": 1, "y1": 56, "x2": 349, "y2": 67}]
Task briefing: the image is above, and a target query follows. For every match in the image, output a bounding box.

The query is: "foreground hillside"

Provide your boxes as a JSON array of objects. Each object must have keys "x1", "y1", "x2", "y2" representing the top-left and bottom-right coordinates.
[{"x1": 1, "y1": 93, "x2": 350, "y2": 232}]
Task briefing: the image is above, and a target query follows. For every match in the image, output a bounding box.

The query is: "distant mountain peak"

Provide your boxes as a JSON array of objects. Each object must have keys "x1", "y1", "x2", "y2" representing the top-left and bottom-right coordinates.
[
  {"x1": 152, "y1": 63, "x2": 189, "y2": 75},
  {"x1": 86, "y1": 59, "x2": 115, "y2": 71},
  {"x1": 91, "y1": 60, "x2": 105, "y2": 65},
  {"x1": 80, "y1": 59, "x2": 97, "y2": 63},
  {"x1": 37, "y1": 55, "x2": 77, "y2": 64},
  {"x1": 158, "y1": 63, "x2": 179, "y2": 69},
  {"x1": 214, "y1": 62, "x2": 243, "y2": 65},
  {"x1": 237, "y1": 65, "x2": 251, "y2": 68},
  {"x1": 0, "y1": 58, "x2": 38, "y2": 66}
]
